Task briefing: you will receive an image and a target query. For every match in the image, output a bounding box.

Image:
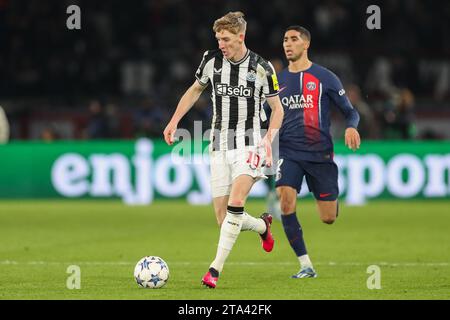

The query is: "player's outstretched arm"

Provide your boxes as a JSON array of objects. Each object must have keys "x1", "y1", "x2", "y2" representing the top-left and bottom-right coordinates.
[
  {"x1": 163, "y1": 81, "x2": 206, "y2": 145},
  {"x1": 262, "y1": 95, "x2": 284, "y2": 167}
]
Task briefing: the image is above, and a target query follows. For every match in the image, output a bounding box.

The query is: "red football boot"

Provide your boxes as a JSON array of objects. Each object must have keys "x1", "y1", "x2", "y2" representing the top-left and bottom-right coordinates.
[
  {"x1": 201, "y1": 268, "x2": 219, "y2": 288},
  {"x1": 260, "y1": 213, "x2": 274, "y2": 252}
]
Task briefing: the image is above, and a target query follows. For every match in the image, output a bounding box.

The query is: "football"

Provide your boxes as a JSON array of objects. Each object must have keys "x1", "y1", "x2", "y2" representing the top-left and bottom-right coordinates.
[{"x1": 134, "y1": 256, "x2": 170, "y2": 289}]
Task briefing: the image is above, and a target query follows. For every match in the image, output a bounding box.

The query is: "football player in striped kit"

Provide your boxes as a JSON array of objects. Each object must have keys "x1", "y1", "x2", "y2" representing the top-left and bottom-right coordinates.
[
  {"x1": 163, "y1": 12, "x2": 284, "y2": 288},
  {"x1": 275, "y1": 26, "x2": 361, "y2": 278}
]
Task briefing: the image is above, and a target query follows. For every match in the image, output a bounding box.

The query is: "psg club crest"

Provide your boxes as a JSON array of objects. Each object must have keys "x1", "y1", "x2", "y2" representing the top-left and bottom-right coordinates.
[
  {"x1": 246, "y1": 70, "x2": 257, "y2": 82},
  {"x1": 306, "y1": 81, "x2": 316, "y2": 91}
]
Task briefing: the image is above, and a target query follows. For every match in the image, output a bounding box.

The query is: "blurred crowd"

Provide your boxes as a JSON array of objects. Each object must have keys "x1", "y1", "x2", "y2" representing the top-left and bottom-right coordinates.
[{"x1": 0, "y1": 0, "x2": 449, "y2": 141}]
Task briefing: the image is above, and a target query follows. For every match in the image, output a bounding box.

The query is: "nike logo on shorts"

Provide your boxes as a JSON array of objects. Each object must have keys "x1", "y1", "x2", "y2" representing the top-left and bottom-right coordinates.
[{"x1": 319, "y1": 193, "x2": 332, "y2": 198}]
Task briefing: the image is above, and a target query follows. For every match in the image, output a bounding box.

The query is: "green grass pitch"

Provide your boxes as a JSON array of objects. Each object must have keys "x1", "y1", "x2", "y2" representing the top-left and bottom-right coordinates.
[{"x1": 0, "y1": 199, "x2": 449, "y2": 300}]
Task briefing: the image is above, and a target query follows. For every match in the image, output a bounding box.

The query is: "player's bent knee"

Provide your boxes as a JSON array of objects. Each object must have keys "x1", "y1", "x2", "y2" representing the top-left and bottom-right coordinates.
[
  {"x1": 321, "y1": 215, "x2": 336, "y2": 224},
  {"x1": 317, "y1": 200, "x2": 338, "y2": 224}
]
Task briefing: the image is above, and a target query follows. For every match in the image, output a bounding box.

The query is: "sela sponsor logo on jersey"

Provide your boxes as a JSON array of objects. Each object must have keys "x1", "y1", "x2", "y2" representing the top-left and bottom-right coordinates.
[
  {"x1": 215, "y1": 83, "x2": 254, "y2": 98},
  {"x1": 281, "y1": 94, "x2": 314, "y2": 109}
]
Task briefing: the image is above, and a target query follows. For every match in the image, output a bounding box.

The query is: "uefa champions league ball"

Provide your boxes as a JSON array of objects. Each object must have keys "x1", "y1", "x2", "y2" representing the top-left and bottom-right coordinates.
[{"x1": 134, "y1": 256, "x2": 169, "y2": 289}]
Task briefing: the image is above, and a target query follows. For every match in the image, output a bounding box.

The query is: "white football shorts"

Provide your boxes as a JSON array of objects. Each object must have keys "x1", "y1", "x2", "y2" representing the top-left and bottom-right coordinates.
[{"x1": 209, "y1": 146, "x2": 267, "y2": 198}]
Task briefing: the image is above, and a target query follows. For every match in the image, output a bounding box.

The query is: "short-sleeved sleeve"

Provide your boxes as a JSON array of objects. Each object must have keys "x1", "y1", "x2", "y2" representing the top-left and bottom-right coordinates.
[
  {"x1": 195, "y1": 51, "x2": 212, "y2": 86},
  {"x1": 261, "y1": 61, "x2": 279, "y2": 97}
]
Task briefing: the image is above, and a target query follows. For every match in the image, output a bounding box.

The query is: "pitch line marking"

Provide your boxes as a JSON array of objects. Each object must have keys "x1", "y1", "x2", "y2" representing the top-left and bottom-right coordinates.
[{"x1": 0, "y1": 260, "x2": 449, "y2": 267}]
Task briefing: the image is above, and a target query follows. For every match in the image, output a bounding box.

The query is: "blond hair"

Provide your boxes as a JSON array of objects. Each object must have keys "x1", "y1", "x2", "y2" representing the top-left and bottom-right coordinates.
[{"x1": 213, "y1": 11, "x2": 247, "y2": 35}]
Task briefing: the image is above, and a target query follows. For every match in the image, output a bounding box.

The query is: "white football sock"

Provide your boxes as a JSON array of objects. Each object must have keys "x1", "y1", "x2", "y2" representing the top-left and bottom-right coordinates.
[
  {"x1": 298, "y1": 254, "x2": 313, "y2": 269},
  {"x1": 241, "y1": 212, "x2": 266, "y2": 234},
  {"x1": 210, "y1": 212, "x2": 244, "y2": 273}
]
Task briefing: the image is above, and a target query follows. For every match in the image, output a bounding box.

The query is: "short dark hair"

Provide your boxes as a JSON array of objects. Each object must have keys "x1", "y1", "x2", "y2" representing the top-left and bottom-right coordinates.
[{"x1": 285, "y1": 25, "x2": 311, "y2": 42}]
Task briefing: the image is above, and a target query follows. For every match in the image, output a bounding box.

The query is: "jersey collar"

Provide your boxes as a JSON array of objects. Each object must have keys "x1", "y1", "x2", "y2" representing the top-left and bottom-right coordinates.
[{"x1": 226, "y1": 49, "x2": 250, "y2": 65}]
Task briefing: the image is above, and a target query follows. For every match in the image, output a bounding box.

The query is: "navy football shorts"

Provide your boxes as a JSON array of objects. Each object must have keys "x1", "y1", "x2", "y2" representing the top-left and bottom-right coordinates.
[{"x1": 275, "y1": 158, "x2": 339, "y2": 201}]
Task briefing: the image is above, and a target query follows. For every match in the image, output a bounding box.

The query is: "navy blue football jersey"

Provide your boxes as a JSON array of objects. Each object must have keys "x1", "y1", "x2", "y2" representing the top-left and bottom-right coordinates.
[{"x1": 274, "y1": 63, "x2": 360, "y2": 162}]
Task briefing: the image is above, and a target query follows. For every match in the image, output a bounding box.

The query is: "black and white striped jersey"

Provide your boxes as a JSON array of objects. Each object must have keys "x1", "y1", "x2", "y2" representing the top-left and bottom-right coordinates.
[{"x1": 195, "y1": 49, "x2": 279, "y2": 151}]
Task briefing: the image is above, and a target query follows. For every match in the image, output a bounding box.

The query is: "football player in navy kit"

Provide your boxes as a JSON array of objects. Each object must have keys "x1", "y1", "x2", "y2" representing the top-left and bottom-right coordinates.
[{"x1": 275, "y1": 26, "x2": 361, "y2": 278}]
